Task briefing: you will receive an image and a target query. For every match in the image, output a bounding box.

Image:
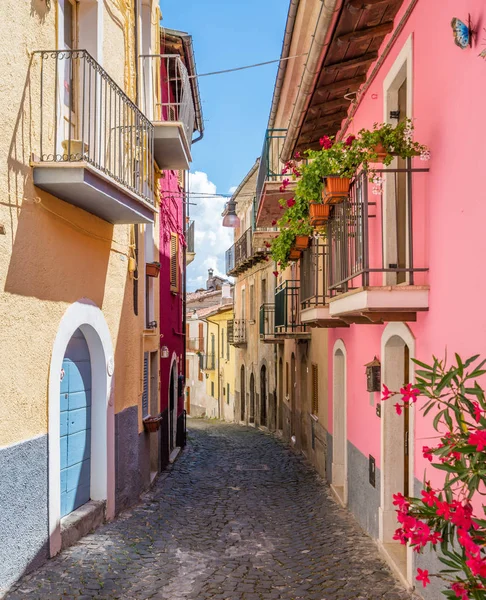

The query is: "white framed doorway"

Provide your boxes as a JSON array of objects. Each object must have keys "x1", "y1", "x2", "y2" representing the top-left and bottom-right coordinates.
[{"x1": 332, "y1": 340, "x2": 347, "y2": 506}]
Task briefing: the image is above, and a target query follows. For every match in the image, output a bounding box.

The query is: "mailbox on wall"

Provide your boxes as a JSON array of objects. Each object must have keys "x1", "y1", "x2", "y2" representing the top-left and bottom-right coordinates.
[{"x1": 365, "y1": 357, "x2": 381, "y2": 393}]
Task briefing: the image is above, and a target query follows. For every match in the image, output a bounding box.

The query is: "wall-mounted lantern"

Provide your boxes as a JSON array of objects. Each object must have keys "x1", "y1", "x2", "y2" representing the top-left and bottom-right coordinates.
[
  {"x1": 221, "y1": 199, "x2": 240, "y2": 228},
  {"x1": 161, "y1": 346, "x2": 169, "y2": 359},
  {"x1": 365, "y1": 357, "x2": 381, "y2": 392}
]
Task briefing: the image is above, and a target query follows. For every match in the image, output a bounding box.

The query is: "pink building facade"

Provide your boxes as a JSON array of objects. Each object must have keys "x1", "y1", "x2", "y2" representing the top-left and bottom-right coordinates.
[{"x1": 321, "y1": 1, "x2": 486, "y2": 594}]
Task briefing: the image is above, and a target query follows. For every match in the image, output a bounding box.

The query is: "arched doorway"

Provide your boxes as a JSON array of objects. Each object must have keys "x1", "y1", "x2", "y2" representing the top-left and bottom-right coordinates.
[
  {"x1": 249, "y1": 373, "x2": 255, "y2": 424},
  {"x1": 48, "y1": 300, "x2": 114, "y2": 556},
  {"x1": 300, "y1": 356, "x2": 308, "y2": 452},
  {"x1": 260, "y1": 365, "x2": 267, "y2": 427},
  {"x1": 240, "y1": 365, "x2": 246, "y2": 422},
  {"x1": 381, "y1": 324, "x2": 415, "y2": 582},
  {"x1": 60, "y1": 328, "x2": 92, "y2": 517},
  {"x1": 278, "y1": 358, "x2": 283, "y2": 431},
  {"x1": 332, "y1": 341, "x2": 347, "y2": 506},
  {"x1": 290, "y1": 353, "x2": 296, "y2": 439}
]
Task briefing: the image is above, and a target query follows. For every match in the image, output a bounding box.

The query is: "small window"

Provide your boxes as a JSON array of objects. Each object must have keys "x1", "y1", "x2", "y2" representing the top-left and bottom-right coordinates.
[
  {"x1": 227, "y1": 383, "x2": 230, "y2": 405},
  {"x1": 226, "y1": 327, "x2": 230, "y2": 360},
  {"x1": 211, "y1": 381, "x2": 215, "y2": 397},
  {"x1": 261, "y1": 278, "x2": 267, "y2": 305},
  {"x1": 142, "y1": 352, "x2": 149, "y2": 418},
  {"x1": 312, "y1": 364, "x2": 318, "y2": 416},
  {"x1": 170, "y1": 233, "x2": 179, "y2": 292},
  {"x1": 249, "y1": 284, "x2": 255, "y2": 321},
  {"x1": 221, "y1": 328, "x2": 225, "y2": 358}
]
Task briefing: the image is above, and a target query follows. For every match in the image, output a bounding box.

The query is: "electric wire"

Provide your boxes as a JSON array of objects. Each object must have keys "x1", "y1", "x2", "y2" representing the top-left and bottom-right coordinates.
[{"x1": 188, "y1": 53, "x2": 308, "y2": 79}]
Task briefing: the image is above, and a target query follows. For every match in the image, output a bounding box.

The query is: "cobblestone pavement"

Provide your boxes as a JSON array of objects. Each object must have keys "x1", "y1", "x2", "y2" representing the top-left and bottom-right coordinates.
[{"x1": 6, "y1": 420, "x2": 419, "y2": 600}]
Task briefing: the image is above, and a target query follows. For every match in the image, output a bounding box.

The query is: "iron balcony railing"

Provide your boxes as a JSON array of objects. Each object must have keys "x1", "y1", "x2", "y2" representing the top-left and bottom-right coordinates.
[
  {"x1": 259, "y1": 303, "x2": 276, "y2": 340},
  {"x1": 328, "y1": 163, "x2": 428, "y2": 296},
  {"x1": 255, "y1": 128, "x2": 287, "y2": 207},
  {"x1": 228, "y1": 319, "x2": 246, "y2": 345},
  {"x1": 186, "y1": 220, "x2": 195, "y2": 253},
  {"x1": 300, "y1": 237, "x2": 330, "y2": 309},
  {"x1": 140, "y1": 54, "x2": 195, "y2": 144},
  {"x1": 35, "y1": 49, "x2": 155, "y2": 204},
  {"x1": 203, "y1": 354, "x2": 215, "y2": 371},
  {"x1": 187, "y1": 337, "x2": 204, "y2": 352},
  {"x1": 225, "y1": 227, "x2": 278, "y2": 276},
  {"x1": 275, "y1": 280, "x2": 307, "y2": 334}
]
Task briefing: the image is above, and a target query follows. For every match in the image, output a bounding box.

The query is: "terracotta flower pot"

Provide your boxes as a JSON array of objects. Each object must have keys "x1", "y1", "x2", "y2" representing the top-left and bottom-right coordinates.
[
  {"x1": 143, "y1": 416, "x2": 161, "y2": 433},
  {"x1": 309, "y1": 203, "x2": 331, "y2": 226},
  {"x1": 294, "y1": 235, "x2": 310, "y2": 250},
  {"x1": 323, "y1": 177, "x2": 351, "y2": 204},
  {"x1": 146, "y1": 262, "x2": 161, "y2": 277},
  {"x1": 372, "y1": 142, "x2": 388, "y2": 162},
  {"x1": 289, "y1": 248, "x2": 301, "y2": 261}
]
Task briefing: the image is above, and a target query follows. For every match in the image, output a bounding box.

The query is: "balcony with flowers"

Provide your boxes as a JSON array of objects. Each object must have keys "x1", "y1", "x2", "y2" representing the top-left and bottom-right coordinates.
[{"x1": 270, "y1": 121, "x2": 430, "y2": 325}]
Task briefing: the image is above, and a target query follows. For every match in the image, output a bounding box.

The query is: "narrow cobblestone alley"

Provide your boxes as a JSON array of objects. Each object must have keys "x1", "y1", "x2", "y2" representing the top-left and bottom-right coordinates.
[{"x1": 6, "y1": 421, "x2": 418, "y2": 600}]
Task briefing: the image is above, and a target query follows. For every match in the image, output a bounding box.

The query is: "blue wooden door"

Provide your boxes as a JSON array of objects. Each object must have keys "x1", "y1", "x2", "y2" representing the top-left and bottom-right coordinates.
[{"x1": 60, "y1": 328, "x2": 91, "y2": 518}]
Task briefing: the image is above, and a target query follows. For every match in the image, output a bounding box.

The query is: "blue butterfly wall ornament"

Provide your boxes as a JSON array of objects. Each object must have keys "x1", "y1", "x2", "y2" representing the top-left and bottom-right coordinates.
[{"x1": 451, "y1": 17, "x2": 472, "y2": 49}]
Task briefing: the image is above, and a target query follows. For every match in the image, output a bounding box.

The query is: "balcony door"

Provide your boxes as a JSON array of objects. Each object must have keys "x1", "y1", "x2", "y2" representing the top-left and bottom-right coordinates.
[
  {"x1": 62, "y1": 0, "x2": 78, "y2": 148},
  {"x1": 384, "y1": 37, "x2": 412, "y2": 286}
]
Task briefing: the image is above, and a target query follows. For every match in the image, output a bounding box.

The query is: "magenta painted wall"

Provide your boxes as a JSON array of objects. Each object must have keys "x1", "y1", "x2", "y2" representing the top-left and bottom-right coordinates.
[
  {"x1": 159, "y1": 168, "x2": 185, "y2": 416},
  {"x1": 327, "y1": 0, "x2": 486, "y2": 486}
]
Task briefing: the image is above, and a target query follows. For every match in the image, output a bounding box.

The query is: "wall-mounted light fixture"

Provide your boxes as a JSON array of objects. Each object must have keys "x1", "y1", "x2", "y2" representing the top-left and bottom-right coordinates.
[
  {"x1": 365, "y1": 357, "x2": 381, "y2": 392},
  {"x1": 221, "y1": 199, "x2": 240, "y2": 228},
  {"x1": 161, "y1": 346, "x2": 169, "y2": 359}
]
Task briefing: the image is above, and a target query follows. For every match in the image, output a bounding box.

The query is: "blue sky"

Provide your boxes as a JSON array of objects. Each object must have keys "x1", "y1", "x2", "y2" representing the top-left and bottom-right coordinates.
[{"x1": 160, "y1": 0, "x2": 288, "y2": 290}]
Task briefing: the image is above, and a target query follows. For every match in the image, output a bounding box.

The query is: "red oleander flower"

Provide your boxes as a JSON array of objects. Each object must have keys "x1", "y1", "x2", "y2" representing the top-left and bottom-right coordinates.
[
  {"x1": 473, "y1": 401, "x2": 483, "y2": 423},
  {"x1": 319, "y1": 135, "x2": 333, "y2": 149},
  {"x1": 395, "y1": 403, "x2": 402, "y2": 415},
  {"x1": 421, "y1": 488, "x2": 437, "y2": 507},
  {"x1": 436, "y1": 500, "x2": 452, "y2": 521},
  {"x1": 428, "y1": 530, "x2": 442, "y2": 545},
  {"x1": 345, "y1": 134, "x2": 356, "y2": 146},
  {"x1": 286, "y1": 198, "x2": 296, "y2": 208},
  {"x1": 392, "y1": 493, "x2": 409, "y2": 510},
  {"x1": 422, "y1": 446, "x2": 433, "y2": 462},
  {"x1": 466, "y1": 555, "x2": 486, "y2": 578},
  {"x1": 451, "y1": 583, "x2": 469, "y2": 600},
  {"x1": 400, "y1": 382, "x2": 420, "y2": 403},
  {"x1": 381, "y1": 384, "x2": 393, "y2": 401},
  {"x1": 468, "y1": 429, "x2": 486, "y2": 452},
  {"x1": 416, "y1": 568, "x2": 430, "y2": 588}
]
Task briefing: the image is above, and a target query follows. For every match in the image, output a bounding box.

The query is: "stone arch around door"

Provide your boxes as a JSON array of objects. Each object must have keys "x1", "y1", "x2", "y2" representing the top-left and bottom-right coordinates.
[
  {"x1": 380, "y1": 323, "x2": 415, "y2": 584},
  {"x1": 48, "y1": 299, "x2": 114, "y2": 557},
  {"x1": 332, "y1": 339, "x2": 347, "y2": 507},
  {"x1": 240, "y1": 365, "x2": 246, "y2": 422}
]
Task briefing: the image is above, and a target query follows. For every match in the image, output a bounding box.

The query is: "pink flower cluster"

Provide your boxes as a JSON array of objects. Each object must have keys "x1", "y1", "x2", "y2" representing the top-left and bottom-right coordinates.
[
  {"x1": 319, "y1": 135, "x2": 333, "y2": 149},
  {"x1": 281, "y1": 160, "x2": 301, "y2": 178},
  {"x1": 279, "y1": 178, "x2": 291, "y2": 193},
  {"x1": 381, "y1": 383, "x2": 420, "y2": 415}
]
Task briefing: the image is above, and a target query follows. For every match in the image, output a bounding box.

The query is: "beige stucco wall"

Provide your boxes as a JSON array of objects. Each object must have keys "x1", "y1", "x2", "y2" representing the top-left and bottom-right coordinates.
[{"x1": 0, "y1": 0, "x2": 159, "y2": 447}]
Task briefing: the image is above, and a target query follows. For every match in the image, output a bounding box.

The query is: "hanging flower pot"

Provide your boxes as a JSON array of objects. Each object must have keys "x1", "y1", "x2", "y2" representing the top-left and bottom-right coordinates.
[
  {"x1": 309, "y1": 203, "x2": 331, "y2": 226},
  {"x1": 323, "y1": 177, "x2": 351, "y2": 204},
  {"x1": 294, "y1": 235, "x2": 310, "y2": 250},
  {"x1": 146, "y1": 261, "x2": 161, "y2": 277},
  {"x1": 371, "y1": 142, "x2": 388, "y2": 162},
  {"x1": 289, "y1": 248, "x2": 301, "y2": 261},
  {"x1": 143, "y1": 415, "x2": 162, "y2": 433}
]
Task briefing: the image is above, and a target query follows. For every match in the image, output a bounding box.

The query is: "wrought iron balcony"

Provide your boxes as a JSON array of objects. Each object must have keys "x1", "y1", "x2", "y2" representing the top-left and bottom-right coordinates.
[
  {"x1": 299, "y1": 238, "x2": 349, "y2": 328},
  {"x1": 187, "y1": 336, "x2": 204, "y2": 352},
  {"x1": 186, "y1": 220, "x2": 195, "y2": 265},
  {"x1": 227, "y1": 319, "x2": 247, "y2": 347},
  {"x1": 259, "y1": 303, "x2": 281, "y2": 343},
  {"x1": 225, "y1": 227, "x2": 277, "y2": 276},
  {"x1": 140, "y1": 54, "x2": 195, "y2": 169},
  {"x1": 32, "y1": 50, "x2": 155, "y2": 224},
  {"x1": 327, "y1": 164, "x2": 429, "y2": 323},
  {"x1": 255, "y1": 129, "x2": 296, "y2": 227},
  {"x1": 274, "y1": 280, "x2": 310, "y2": 339}
]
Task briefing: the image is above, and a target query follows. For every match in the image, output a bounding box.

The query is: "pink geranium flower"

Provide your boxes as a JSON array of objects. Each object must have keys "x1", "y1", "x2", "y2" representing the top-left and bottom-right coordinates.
[
  {"x1": 271, "y1": 219, "x2": 277, "y2": 226},
  {"x1": 319, "y1": 135, "x2": 333, "y2": 149},
  {"x1": 287, "y1": 198, "x2": 296, "y2": 208},
  {"x1": 273, "y1": 271, "x2": 279, "y2": 277},
  {"x1": 345, "y1": 134, "x2": 356, "y2": 146}
]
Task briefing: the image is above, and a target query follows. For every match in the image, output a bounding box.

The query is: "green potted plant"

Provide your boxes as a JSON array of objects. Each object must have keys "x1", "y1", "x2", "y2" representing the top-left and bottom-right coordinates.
[{"x1": 357, "y1": 118, "x2": 429, "y2": 168}]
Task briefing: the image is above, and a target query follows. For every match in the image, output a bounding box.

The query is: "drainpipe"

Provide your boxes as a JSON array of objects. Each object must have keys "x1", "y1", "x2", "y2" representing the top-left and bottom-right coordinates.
[{"x1": 281, "y1": 0, "x2": 343, "y2": 161}]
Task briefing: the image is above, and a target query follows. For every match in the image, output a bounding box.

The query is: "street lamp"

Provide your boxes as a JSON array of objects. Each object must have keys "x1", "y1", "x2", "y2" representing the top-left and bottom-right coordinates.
[{"x1": 222, "y1": 199, "x2": 240, "y2": 228}]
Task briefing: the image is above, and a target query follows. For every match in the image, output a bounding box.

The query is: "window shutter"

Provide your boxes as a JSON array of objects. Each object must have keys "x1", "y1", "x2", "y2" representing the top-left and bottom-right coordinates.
[
  {"x1": 142, "y1": 352, "x2": 149, "y2": 418},
  {"x1": 170, "y1": 233, "x2": 179, "y2": 292},
  {"x1": 312, "y1": 364, "x2": 318, "y2": 416},
  {"x1": 198, "y1": 323, "x2": 204, "y2": 351}
]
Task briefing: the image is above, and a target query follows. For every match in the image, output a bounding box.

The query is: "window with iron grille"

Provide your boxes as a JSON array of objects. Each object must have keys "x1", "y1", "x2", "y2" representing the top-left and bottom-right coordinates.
[
  {"x1": 170, "y1": 233, "x2": 179, "y2": 292},
  {"x1": 312, "y1": 364, "x2": 319, "y2": 416},
  {"x1": 249, "y1": 284, "x2": 255, "y2": 322},
  {"x1": 142, "y1": 352, "x2": 149, "y2": 418}
]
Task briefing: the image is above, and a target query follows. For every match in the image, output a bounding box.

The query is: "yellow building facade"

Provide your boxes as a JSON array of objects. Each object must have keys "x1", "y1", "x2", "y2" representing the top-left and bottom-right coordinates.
[{"x1": 0, "y1": 0, "x2": 185, "y2": 592}]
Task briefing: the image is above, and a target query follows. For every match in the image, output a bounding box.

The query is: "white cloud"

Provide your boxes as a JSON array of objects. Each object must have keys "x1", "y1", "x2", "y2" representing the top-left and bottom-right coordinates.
[
  {"x1": 228, "y1": 185, "x2": 237, "y2": 194},
  {"x1": 186, "y1": 171, "x2": 234, "y2": 291}
]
